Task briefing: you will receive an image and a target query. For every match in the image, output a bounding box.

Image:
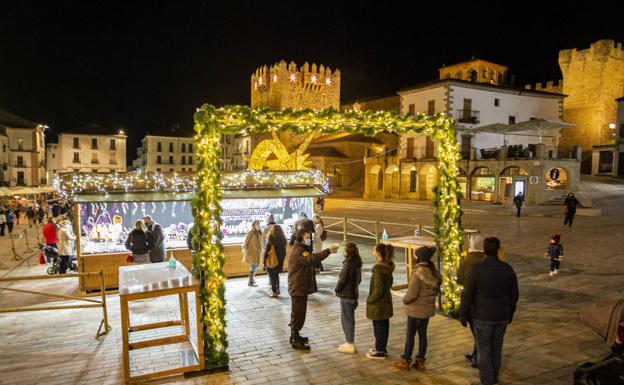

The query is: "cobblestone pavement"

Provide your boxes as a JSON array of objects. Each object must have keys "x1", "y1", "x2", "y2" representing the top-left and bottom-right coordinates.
[{"x1": 1, "y1": 181, "x2": 624, "y2": 385}]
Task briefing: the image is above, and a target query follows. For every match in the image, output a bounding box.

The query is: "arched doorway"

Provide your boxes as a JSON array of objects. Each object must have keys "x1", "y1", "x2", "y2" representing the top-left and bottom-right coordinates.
[
  {"x1": 385, "y1": 165, "x2": 399, "y2": 199},
  {"x1": 470, "y1": 166, "x2": 496, "y2": 201},
  {"x1": 499, "y1": 166, "x2": 528, "y2": 205},
  {"x1": 419, "y1": 164, "x2": 437, "y2": 200}
]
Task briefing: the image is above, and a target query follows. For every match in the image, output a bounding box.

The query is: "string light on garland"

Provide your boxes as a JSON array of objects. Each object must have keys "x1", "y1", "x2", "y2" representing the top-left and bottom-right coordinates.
[{"x1": 192, "y1": 104, "x2": 464, "y2": 368}]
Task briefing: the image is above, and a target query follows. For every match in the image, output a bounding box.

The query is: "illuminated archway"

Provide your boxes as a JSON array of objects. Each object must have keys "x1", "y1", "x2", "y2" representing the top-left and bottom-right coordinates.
[{"x1": 193, "y1": 105, "x2": 462, "y2": 368}]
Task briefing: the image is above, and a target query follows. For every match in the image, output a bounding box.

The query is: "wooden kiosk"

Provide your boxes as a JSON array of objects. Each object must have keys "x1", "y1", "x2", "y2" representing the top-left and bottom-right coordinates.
[{"x1": 58, "y1": 171, "x2": 324, "y2": 292}]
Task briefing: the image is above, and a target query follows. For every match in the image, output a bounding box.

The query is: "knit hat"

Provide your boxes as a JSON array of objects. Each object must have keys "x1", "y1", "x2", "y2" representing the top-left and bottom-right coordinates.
[
  {"x1": 267, "y1": 214, "x2": 275, "y2": 223},
  {"x1": 414, "y1": 246, "x2": 436, "y2": 263},
  {"x1": 468, "y1": 235, "x2": 484, "y2": 252}
]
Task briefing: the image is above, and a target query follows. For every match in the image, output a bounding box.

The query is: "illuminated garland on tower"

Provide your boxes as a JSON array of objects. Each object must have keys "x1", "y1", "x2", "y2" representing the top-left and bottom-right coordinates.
[{"x1": 193, "y1": 105, "x2": 463, "y2": 368}]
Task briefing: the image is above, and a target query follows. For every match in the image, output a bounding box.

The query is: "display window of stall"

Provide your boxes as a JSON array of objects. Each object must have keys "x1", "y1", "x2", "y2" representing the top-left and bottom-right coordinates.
[
  {"x1": 75, "y1": 188, "x2": 321, "y2": 255},
  {"x1": 545, "y1": 167, "x2": 569, "y2": 190},
  {"x1": 470, "y1": 167, "x2": 496, "y2": 202}
]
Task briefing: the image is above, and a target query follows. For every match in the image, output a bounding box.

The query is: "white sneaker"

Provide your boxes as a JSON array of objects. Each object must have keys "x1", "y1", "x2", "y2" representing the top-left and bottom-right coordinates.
[
  {"x1": 549, "y1": 271, "x2": 554, "y2": 277},
  {"x1": 338, "y1": 343, "x2": 356, "y2": 354},
  {"x1": 554, "y1": 269, "x2": 559, "y2": 274}
]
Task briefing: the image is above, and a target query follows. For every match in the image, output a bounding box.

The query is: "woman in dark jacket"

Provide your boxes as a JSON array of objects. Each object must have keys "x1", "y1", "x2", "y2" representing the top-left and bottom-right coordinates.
[
  {"x1": 125, "y1": 220, "x2": 150, "y2": 264},
  {"x1": 262, "y1": 218, "x2": 287, "y2": 298},
  {"x1": 335, "y1": 242, "x2": 362, "y2": 354},
  {"x1": 366, "y1": 243, "x2": 395, "y2": 359}
]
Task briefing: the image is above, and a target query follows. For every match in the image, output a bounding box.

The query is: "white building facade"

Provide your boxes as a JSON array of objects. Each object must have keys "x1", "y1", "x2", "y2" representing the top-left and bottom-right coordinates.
[
  {"x1": 365, "y1": 78, "x2": 580, "y2": 205},
  {"x1": 46, "y1": 128, "x2": 127, "y2": 177},
  {"x1": 133, "y1": 135, "x2": 195, "y2": 173}
]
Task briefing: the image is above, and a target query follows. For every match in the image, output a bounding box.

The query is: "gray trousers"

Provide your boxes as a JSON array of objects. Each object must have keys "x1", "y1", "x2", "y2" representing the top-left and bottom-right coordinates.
[
  {"x1": 340, "y1": 298, "x2": 358, "y2": 343},
  {"x1": 475, "y1": 319, "x2": 508, "y2": 385}
]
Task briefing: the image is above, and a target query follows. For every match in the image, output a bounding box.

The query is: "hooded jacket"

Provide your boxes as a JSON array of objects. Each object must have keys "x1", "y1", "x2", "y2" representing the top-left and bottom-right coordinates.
[
  {"x1": 287, "y1": 240, "x2": 330, "y2": 296},
  {"x1": 366, "y1": 261, "x2": 395, "y2": 320},
  {"x1": 403, "y1": 263, "x2": 443, "y2": 319}
]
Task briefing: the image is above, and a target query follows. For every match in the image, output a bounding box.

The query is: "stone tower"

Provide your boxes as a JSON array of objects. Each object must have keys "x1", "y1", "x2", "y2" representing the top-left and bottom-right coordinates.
[
  {"x1": 250, "y1": 60, "x2": 340, "y2": 110},
  {"x1": 557, "y1": 39, "x2": 624, "y2": 170}
]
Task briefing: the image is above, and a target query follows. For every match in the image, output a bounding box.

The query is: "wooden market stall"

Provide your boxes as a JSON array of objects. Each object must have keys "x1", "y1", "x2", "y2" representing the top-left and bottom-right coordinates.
[{"x1": 59, "y1": 171, "x2": 325, "y2": 292}]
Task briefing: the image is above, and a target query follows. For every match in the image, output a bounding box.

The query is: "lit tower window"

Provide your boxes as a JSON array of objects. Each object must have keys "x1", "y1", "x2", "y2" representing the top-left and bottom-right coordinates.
[
  {"x1": 258, "y1": 77, "x2": 263, "y2": 85},
  {"x1": 311, "y1": 75, "x2": 317, "y2": 84},
  {"x1": 325, "y1": 77, "x2": 332, "y2": 86},
  {"x1": 273, "y1": 74, "x2": 278, "y2": 83},
  {"x1": 289, "y1": 73, "x2": 297, "y2": 82}
]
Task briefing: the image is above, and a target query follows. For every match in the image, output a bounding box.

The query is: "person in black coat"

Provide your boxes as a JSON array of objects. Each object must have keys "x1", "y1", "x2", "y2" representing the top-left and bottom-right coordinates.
[
  {"x1": 459, "y1": 237, "x2": 519, "y2": 385},
  {"x1": 513, "y1": 192, "x2": 524, "y2": 218},
  {"x1": 335, "y1": 242, "x2": 362, "y2": 354},
  {"x1": 125, "y1": 220, "x2": 150, "y2": 263},
  {"x1": 563, "y1": 192, "x2": 580, "y2": 227},
  {"x1": 262, "y1": 218, "x2": 287, "y2": 298}
]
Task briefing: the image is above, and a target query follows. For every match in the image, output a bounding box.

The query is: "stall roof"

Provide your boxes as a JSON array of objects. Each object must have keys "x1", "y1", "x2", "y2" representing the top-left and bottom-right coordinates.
[{"x1": 73, "y1": 187, "x2": 324, "y2": 203}]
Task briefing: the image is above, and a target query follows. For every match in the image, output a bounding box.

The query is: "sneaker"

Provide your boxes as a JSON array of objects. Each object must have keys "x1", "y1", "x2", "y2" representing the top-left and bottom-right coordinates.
[
  {"x1": 549, "y1": 271, "x2": 554, "y2": 277},
  {"x1": 368, "y1": 348, "x2": 376, "y2": 355},
  {"x1": 338, "y1": 343, "x2": 356, "y2": 354},
  {"x1": 366, "y1": 351, "x2": 387, "y2": 360}
]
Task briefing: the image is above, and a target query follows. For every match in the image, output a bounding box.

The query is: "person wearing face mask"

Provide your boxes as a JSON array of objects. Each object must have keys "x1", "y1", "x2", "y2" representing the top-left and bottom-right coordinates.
[
  {"x1": 288, "y1": 229, "x2": 339, "y2": 349},
  {"x1": 242, "y1": 220, "x2": 263, "y2": 287}
]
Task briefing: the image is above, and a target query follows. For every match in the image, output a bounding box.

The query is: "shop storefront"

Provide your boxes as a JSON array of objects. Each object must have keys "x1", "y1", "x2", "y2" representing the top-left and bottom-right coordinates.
[{"x1": 470, "y1": 167, "x2": 496, "y2": 201}]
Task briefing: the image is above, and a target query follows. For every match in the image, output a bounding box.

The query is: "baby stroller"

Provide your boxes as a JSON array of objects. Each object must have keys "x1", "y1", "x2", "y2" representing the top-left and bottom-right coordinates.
[
  {"x1": 42, "y1": 245, "x2": 77, "y2": 275},
  {"x1": 574, "y1": 299, "x2": 624, "y2": 384}
]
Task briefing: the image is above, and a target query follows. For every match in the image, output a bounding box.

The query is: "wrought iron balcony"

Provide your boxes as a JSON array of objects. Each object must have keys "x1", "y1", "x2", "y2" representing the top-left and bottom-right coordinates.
[{"x1": 457, "y1": 110, "x2": 480, "y2": 124}]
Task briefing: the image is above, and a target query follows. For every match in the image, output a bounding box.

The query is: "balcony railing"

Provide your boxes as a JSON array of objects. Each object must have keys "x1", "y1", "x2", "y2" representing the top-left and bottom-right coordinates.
[{"x1": 457, "y1": 110, "x2": 480, "y2": 124}]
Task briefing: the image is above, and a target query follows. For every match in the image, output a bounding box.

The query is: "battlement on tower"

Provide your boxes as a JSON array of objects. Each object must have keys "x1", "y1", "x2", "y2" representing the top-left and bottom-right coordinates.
[
  {"x1": 524, "y1": 79, "x2": 564, "y2": 94},
  {"x1": 559, "y1": 39, "x2": 624, "y2": 66},
  {"x1": 250, "y1": 60, "x2": 341, "y2": 110}
]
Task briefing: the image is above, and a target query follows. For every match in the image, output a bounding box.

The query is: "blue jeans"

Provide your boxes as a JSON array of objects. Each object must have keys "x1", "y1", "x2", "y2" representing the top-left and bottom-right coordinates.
[
  {"x1": 403, "y1": 316, "x2": 429, "y2": 359},
  {"x1": 474, "y1": 319, "x2": 508, "y2": 385},
  {"x1": 340, "y1": 298, "x2": 358, "y2": 343}
]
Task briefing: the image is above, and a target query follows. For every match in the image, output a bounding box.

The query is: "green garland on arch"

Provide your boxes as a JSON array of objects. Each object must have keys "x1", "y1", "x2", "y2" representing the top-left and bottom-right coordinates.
[{"x1": 193, "y1": 104, "x2": 463, "y2": 368}]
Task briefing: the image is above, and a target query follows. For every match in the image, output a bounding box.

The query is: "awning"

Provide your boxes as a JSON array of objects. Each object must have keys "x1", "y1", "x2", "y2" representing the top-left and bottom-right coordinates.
[
  {"x1": 0, "y1": 186, "x2": 56, "y2": 197},
  {"x1": 467, "y1": 119, "x2": 576, "y2": 134},
  {"x1": 73, "y1": 187, "x2": 324, "y2": 203}
]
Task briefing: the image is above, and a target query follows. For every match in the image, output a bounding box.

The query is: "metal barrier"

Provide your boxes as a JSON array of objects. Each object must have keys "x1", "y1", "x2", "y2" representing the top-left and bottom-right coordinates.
[
  {"x1": 320, "y1": 215, "x2": 435, "y2": 243},
  {"x1": 0, "y1": 270, "x2": 110, "y2": 339}
]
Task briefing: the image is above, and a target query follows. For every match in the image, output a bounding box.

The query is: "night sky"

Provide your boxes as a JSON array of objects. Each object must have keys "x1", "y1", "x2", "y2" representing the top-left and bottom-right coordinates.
[{"x1": 1, "y1": 1, "x2": 623, "y2": 162}]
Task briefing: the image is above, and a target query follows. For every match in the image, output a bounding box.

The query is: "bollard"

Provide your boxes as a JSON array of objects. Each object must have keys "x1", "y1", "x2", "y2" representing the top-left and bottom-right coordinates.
[{"x1": 342, "y1": 217, "x2": 348, "y2": 244}]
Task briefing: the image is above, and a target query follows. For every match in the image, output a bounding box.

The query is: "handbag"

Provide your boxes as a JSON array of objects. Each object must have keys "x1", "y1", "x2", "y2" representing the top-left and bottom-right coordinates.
[
  {"x1": 266, "y1": 245, "x2": 279, "y2": 269},
  {"x1": 562, "y1": 206, "x2": 568, "y2": 214}
]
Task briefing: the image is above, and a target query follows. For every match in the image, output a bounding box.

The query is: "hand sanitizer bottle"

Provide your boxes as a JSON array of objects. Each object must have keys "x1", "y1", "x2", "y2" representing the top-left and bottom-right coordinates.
[
  {"x1": 382, "y1": 228, "x2": 389, "y2": 241},
  {"x1": 168, "y1": 252, "x2": 176, "y2": 269}
]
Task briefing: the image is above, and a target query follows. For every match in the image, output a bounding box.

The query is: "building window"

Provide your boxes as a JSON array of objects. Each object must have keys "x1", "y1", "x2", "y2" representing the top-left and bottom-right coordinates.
[
  {"x1": 110, "y1": 139, "x2": 116, "y2": 150},
  {"x1": 408, "y1": 104, "x2": 415, "y2": 115},
  {"x1": 481, "y1": 69, "x2": 487, "y2": 79},
  {"x1": 181, "y1": 156, "x2": 186, "y2": 165},
  {"x1": 52, "y1": 153, "x2": 55, "y2": 158},
  {"x1": 157, "y1": 142, "x2": 162, "y2": 152},
  {"x1": 508, "y1": 116, "x2": 516, "y2": 125},
  {"x1": 455, "y1": 71, "x2": 462, "y2": 79},
  {"x1": 188, "y1": 156, "x2": 193, "y2": 165},
  {"x1": 182, "y1": 143, "x2": 186, "y2": 152},
  {"x1": 157, "y1": 168, "x2": 161, "y2": 172},
  {"x1": 189, "y1": 144, "x2": 193, "y2": 153},
  {"x1": 427, "y1": 100, "x2": 435, "y2": 116},
  {"x1": 181, "y1": 168, "x2": 185, "y2": 172},
  {"x1": 73, "y1": 137, "x2": 79, "y2": 149},
  {"x1": 406, "y1": 138, "x2": 415, "y2": 159},
  {"x1": 16, "y1": 156, "x2": 24, "y2": 167},
  {"x1": 498, "y1": 73, "x2": 504, "y2": 84},
  {"x1": 157, "y1": 155, "x2": 162, "y2": 164},
  {"x1": 409, "y1": 170, "x2": 417, "y2": 193},
  {"x1": 91, "y1": 138, "x2": 98, "y2": 149},
  {"x1": 494, "y1": 98, "x2": 500, "y2": 107},
  {"x1": 17, "y1": 138, "x2": 24, "y2": 151},
  {"x1": 168, "y1": 142, "x2": 173, "y2": 152},
  {"x1": 169, "y1": 156, "x2": 173, "y2": 164},
  {"x1": 17, "y1": 171, "x2": 25, "y2": 186},
  {"x1": 169, "y1": 168, "x2": 174, "y2": 172},
  {"x1": 619, "y1": 124, "x2": 624, "y2": 138},
  {"x1": 333, "y1": 167, "x2": 342, "y2": 188},
  {"x1": 490, "y1": 70, "x2": 495, "y2": 81},
  {"x1": 74, "y1": 168, "x2": 80, "y2": 172},
  {"x1": 91, "y1": 153, "x2": 98, "y2": 164},
  {"x1": 73, "y1": 153, "x2": 80, "y2": 163},
  {"x1": 377, "y1": 171, "x2": 383, "y2": 190},
  {"x1": 92, "y1": 169, "x2": 98, "y2": 173}
]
